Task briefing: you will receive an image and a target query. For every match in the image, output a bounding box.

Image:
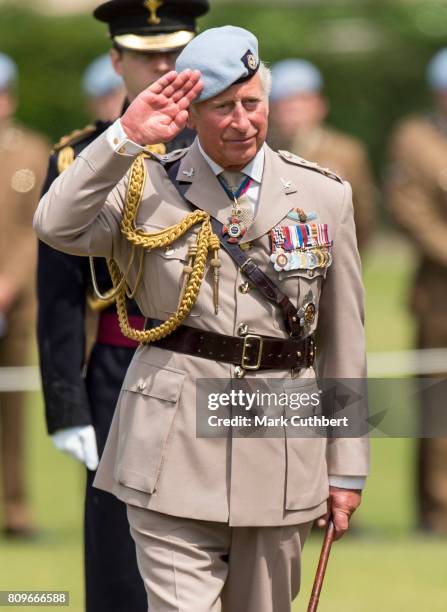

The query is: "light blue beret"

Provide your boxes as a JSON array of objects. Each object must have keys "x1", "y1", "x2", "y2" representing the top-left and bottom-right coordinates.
[
  {"x1": 82, "y1": 54, "x2": 124, "y2": 98},
  {"x1": 175, "y1": 25, "x2": 259, "y2": 102},
  {"x1": 270, "y1": 59, "x2": 323, "y2": 102},
  {"x1": 427, "y1": 48, "x2": 447, "y2": 91},
  {"x1": 0, "y1": 52, "x2": 18, "y2": 90}
]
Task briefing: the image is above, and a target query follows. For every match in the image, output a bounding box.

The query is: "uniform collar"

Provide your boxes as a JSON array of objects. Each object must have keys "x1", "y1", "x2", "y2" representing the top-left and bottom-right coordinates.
[
  {"x1": 176, "y1": 139, "x2": 299, "y2": 242},
  {"x1": 197, "y1": 139, "x2": 265, "y2": 184}
]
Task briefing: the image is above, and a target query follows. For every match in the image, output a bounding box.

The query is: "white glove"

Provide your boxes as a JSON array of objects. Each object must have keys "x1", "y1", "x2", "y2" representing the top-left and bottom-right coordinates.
[{"x1": 52, "y1": 425, "x2": 99, "y2": 471}]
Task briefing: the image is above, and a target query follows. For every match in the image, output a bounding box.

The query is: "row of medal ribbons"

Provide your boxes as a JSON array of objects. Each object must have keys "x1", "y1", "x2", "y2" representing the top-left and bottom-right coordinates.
[{"x1": 270, "y1": 223, "x2": 333, "y2": 272}]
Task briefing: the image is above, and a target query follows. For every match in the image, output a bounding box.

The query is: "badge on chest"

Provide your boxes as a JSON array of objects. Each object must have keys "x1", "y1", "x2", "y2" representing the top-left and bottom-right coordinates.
[{"x1": 269, "y1": 223, "x2": 333, "y2": 272}]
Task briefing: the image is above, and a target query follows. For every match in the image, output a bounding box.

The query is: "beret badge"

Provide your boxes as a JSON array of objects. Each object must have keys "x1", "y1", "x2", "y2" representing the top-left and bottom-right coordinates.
[
  {"x1": 247, "y1": 54, "x2": 258, "y2": 70},
  {"x1": 241, "y1": 49, "x2": 259, "y2": 75}
]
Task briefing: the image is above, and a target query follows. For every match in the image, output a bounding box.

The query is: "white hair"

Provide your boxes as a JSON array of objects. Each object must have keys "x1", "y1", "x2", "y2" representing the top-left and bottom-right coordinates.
[{"x1": 259, "y1": 62, "x2": 272, "y2": 98}]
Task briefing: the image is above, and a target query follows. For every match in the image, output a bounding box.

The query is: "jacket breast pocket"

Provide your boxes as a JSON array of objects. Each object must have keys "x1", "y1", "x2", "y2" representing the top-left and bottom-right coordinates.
[
  {"x1": 274, "y1": 266, "x2": 328, "y2": 332},
  {"x1": 115, "y1": 360, "x2": 185, "y2": 494},
  {"x1": 151, "y1": 242, "x2": 203, "y2": 317}
]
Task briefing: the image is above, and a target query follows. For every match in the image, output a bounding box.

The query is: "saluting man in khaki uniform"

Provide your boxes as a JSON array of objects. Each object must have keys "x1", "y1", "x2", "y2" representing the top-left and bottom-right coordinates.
[
  {"x1": 386, "y1": 48, "x2": 447, "y2": 535},
  {"x1": 269, "y1": 59, "x2": 376, "y2": 252},
  {"x1": 0, "y1": 53, "x2": 49, "y2": 537},
  {"x1": 35, "y1": 27, "x2": 369, "y2": 612}
]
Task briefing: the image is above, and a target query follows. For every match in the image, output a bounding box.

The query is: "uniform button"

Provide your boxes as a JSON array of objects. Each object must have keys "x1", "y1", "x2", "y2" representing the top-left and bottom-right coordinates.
[
  {"x1": 237, "y1": 323, "x2": 249, "y2": 336},
  {"x1": 164, "y1": 247, "x2": 174, "y2": 255},
  {"x1": 308, "y1": 270, "x2": 315, "y2": 278},
  {"x1": 240, "y1": 242, "x2": 252, "y2": 251},
  {"x1": 238, "y1": 282, "x2": 250, "y2": 294},
  {"x1": 113, "y1": 138, "x2": 119, "y2": 145},
  {"x1": 137, "y1": 379, "x2": 147, "y2": 391}
]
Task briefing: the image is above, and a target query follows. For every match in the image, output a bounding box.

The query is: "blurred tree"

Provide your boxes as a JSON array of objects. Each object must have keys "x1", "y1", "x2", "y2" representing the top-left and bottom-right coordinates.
[{"x1": 1, "y1": 0, "x2": 446, "y2": 182}]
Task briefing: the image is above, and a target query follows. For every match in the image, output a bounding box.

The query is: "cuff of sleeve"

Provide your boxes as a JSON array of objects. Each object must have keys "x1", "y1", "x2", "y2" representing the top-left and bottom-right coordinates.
[
  {"x1": 106, "y1": 119, "x2": 145, "y2": 156},
  {"x1": 328, "y1": 475, "x2": 366, "y2": 490}
]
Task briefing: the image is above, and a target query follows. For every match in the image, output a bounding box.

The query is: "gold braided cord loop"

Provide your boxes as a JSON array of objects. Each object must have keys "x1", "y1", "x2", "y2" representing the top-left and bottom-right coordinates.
[{"x1": 110, "y1": 153, "x2": 220, "y2": 343}]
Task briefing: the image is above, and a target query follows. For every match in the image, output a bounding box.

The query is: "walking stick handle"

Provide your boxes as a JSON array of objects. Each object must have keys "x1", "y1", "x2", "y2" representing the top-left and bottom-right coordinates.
[{"x1": 307, "y1": 519, "x2": 335, "y2": 612}]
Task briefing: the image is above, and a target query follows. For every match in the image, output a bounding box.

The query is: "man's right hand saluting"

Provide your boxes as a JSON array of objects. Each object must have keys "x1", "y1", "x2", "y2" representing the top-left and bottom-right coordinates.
[{"x1": 121, "y1": 69, "x2": 203, "y2": 146}]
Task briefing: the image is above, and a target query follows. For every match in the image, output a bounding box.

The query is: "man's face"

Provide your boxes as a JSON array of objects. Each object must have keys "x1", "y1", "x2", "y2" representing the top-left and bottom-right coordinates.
[
  {"x1": 0, "y1": 89, "x2": 15, "y2": 123},
  {"x1": 88, "y1": 88, "x2": 126, "y2": 123},
  {"x1": 270, "y1": 92, "x2": 327, "y2": 137},
  {"x1": 110, "y1": 48, "x2": 180, "y2": 100},
  {"x1": 434, "y1": 91, "x2": 447, "y2": 117},
  {"x1": 188, "y1": 71, "x2": 269, "y2": 171}
]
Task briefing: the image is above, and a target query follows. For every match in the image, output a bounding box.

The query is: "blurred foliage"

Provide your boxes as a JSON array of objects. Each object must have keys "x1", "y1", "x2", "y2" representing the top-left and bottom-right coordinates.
[{"x1": 2, "y1": 0, "x2": 447, "y2": 177}]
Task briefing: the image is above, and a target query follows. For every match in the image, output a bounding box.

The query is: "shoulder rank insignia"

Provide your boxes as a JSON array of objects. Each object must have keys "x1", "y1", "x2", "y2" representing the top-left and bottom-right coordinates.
[
  {"x1": 53, "y1": 124, "x2": 97, "y2": 153},
  {"x1": 57, "y1": 146, "x2": 75, "y2": 173},
  {"x1": 278, "y1": 150, "x2": 343, "y2": 184}
]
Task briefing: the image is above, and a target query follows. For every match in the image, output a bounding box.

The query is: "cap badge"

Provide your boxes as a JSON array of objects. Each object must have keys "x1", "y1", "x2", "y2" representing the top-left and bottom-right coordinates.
[
  {"x1": 247, "y1": 54, "x2": 258, "y2": 71},
  {"x1": 143, "y1": 0, "x2": 163, "y2": 25},
  {"x1": 241, "y1": 50, "x2": 259, "y2": 74}
]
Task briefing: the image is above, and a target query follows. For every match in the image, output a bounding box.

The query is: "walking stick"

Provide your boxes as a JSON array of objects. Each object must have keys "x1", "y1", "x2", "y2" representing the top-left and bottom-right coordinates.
[{"x1": 307, "y1": 519, "x2": 335, "y2": 612}]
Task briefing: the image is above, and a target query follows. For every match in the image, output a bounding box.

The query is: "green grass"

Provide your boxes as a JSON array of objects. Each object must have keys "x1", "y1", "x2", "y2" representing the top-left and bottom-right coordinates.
[
  {"x1": 2, "y1": 233, "x2": 445, "y2": 611},
  {"x1": 294, "y1": 235, "x2": 447, "y2": 611},
  {"x1": 0, "y1": 393, "x2": 85, "y2": 611}
]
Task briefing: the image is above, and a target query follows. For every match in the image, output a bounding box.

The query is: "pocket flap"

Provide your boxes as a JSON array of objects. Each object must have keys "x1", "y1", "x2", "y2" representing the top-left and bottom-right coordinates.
[
  {"x1": 279, "y1": 266, "x2": 327, "y2": 281},
  {"x1": 124, "y1": 362, "x2": 185, "y2": 403}
]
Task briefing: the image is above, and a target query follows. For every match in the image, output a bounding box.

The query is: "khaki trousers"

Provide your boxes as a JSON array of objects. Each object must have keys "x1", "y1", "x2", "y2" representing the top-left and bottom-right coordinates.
[
  {"x1": 0, "y1": 301, "x2": 33, "y2": 531},
  {"x1": 126, "y1": 505, "x2": 312, "y2": 612},
  {"x1": 417, "y1": 316, "x2": 447, "y2": 533}
]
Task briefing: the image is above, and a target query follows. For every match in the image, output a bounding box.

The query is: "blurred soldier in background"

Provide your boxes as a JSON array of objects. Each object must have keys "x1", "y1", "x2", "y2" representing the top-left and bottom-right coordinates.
[
  {"x1": 269, "y1": 59, "x2": 376, "y2": 252},
  {"x1": 0, "y1": 52, "x2": 49, "y2": 537},
  {"x1": 82, "y1": 53, "x2": 125, "y2": 122},
  {"x1": 81, "y1": 55, "x2": 125, "y2": 357},
  {"x1": 386, "y1": 48, "x2": 447, "y2": 535},
  {"x1": 37, "y1": 1, "x2": 209, "y2": 610}
]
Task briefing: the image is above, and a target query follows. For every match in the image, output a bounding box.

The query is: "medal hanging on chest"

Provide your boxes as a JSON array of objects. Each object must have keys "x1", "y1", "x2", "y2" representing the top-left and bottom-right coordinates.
[
  {"x1": 270, "y1": 223, "x2": 333, "y2": 272},
  {"x1": 220, "y1": 174, "x2": 253, "y2": 244}
]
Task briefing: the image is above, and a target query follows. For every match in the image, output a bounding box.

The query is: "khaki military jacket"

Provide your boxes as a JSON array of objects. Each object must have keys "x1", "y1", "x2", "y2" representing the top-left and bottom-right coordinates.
[
  {"x1": 0, "y1": 122, "x2": 49, "y2": 314},
  {"x1": 270, "y1": 125, "x2": 376, "y2": 252},
  {"x1": 386, "y1": 116, "x2": 447, "y2": 319},
  {"x1": 34, "y1": 132, "x2": 369, "y2": 527}
]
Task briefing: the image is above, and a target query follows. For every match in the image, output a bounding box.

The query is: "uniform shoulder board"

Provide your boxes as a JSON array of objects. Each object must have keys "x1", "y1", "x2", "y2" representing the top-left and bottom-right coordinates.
[
  {"x1": 278, "y1": 150, "x2": 343, "y2": 184},
  {"x1": 53, "y1": 124, "x2": 102, "y2": 173},
  {"x1": 52, "y1": 124, "x2": 98, "y2": 153},
  {"x1": 57, "y1": 146, "x2": 75, "y2": 173}
]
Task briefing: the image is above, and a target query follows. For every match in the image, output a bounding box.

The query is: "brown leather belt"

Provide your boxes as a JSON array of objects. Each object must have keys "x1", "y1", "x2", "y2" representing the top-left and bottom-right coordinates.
[{"x1": 146, "y1": 320, "x2": 315, "y2": 372}]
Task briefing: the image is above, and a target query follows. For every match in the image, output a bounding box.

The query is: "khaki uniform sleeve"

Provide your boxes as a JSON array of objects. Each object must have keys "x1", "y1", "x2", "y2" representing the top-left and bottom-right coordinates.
[
  {"x1": 34, "y1": 132, "x2": 134, "y2": 259},
  {"x1": 1, "y1": 138, "x2": 49, "y2": 295},
  {"x1": 346, "y1": 143, "x2": 377, "y2": 253},
  {"x1": 386, "y1": 123, "x2": 447, "y2": 266},
  {"x1": 316, "y1": 182, "x2": 369, "y2": 477}
]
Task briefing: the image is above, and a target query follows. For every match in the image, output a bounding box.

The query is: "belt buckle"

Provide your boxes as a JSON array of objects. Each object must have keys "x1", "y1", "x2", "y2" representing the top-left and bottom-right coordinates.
[{"x1": 242, "y1": 334, "x2": 264, "y2": 370}]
